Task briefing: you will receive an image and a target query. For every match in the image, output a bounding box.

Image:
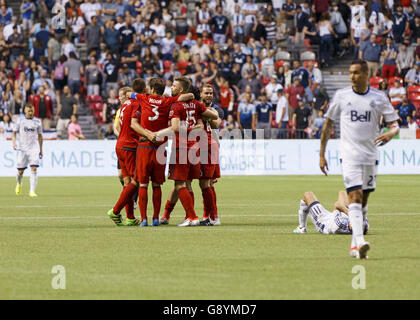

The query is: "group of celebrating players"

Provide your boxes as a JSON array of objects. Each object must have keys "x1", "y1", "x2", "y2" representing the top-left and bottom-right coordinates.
[{"x1": 107, "y1": 76, "x2": 224, "y2": 227}]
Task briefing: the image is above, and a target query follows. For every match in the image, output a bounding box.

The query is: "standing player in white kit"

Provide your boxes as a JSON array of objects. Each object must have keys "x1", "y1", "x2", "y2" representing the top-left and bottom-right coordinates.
[
  {"x1": 12, "y1": 103, "x2": 43, "y2": 197},
  {"x1": 319, "y1": 60, "x2": 399, "y2": 259}
]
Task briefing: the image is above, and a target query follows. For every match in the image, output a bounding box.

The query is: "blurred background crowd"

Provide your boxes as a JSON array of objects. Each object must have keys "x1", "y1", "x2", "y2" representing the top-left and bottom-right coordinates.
[{"x1": 1, "y1": 0, "x2": 420, "y2": 142}]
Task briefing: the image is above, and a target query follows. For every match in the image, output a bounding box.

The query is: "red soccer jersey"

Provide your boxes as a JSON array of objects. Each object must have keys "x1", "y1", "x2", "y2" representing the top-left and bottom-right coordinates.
[
  {"x1": 219, "y1": 87, "x2": 233, "y2": 109},
  {"x1": 133, "y1": 93, "x2": 179, "y2": 144},
  {"x1": 116, "y1": 98, "x2": 140, "y2": 149},
  {"x1": 169, "y1": 99, "x2": 207, "y2": 148}
]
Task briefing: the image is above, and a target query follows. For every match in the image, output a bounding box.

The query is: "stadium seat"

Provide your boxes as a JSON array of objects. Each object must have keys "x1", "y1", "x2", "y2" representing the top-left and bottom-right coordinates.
[
  {"x1": 303, "y1": 60, "x2": 319, "y2": 68},
  {"x1": 407, "y1": 85, "x2": 420, "y2": 94},
  {"x1": 261, "y1": 77, "x2": 270, "y2": 86},
  {"x1": 408, "y1": 92, "x2": 420, "y2": 102},
  {"x1": 177, "y1": 61, "x2": 189, "y2": 75},
  {"x1": 275, "y1": 50, "x2": 291, "y2": 62},
  {"x1": 387, "y1": 76, "x2": 403, "y2": 87},
  {"x1": 163, "y1": 60, "x2": 172, "y2": 73},
  {"x1": 275, "y1": 60, "x2": 284, "y2": 70},
  {"x1": 300, "y1": 51, "x2": 316, "y2": 61},
  {"x1": 369, "y1": 76, "x2": 384, "y2": 89},
  {"x1": 175, "y1": 35, "x2": 187, "y2": 45}
]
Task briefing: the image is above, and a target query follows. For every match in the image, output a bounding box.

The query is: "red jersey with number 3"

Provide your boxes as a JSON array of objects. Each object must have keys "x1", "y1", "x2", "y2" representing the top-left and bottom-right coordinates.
[
  {"x1": 133, "y1": 93, "x2": 179, "y2": 145},
  {"x1": 169, "y1": 99, "x2": 207, "y2": 148},
  {"x1": 116, "y1": 98, "x2": 140, "y2": 149}
]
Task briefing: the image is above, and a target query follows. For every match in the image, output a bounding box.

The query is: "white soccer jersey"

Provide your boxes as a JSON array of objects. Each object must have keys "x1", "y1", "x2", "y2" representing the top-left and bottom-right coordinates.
[
  {"x1": 13, "y1": 116, "x2": 42, "y2": 152},
  {"x1": 326, "y1": 86, "x2": 398, "y2": 165}
]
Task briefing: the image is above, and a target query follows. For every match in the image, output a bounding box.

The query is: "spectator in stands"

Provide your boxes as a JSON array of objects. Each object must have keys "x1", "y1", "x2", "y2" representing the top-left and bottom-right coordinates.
[
  {"x1": 389, "y1": 79, "x2": 406, "y2": 105},
  {"x1": 265, "y1": 75, "x2": 283, "y2": 105},
  {"x1": 61, "y1": 36, "x2": 77, "y2": 58},
  {"x1": 393, "y1": 4, "x2": 408, "y2": 44},
  {"x1": 286, "y1": 77, "x2": 305, "y2": 120},
  {"x1": 64, "y1": 51, "x2": 83, "y2": 100},
  {"x1": 53, "y1": 55, "x2": 67, "y2": 94},
  {"x1": 85, "y1": 56, "x2": 101, "y2": 97},
  {"x1": 118, "y1": 63, "x2": 136, "y2": 87},
  {"x1": 218, "y1": 78, "x2": 234, "y2": 118},
  {"x1": 410, "y1": 16, "x2": 420, "y2": 44},
  {"x1": 29, "y1": 85, "x2": 53, "y2": 129},
  {"x1": 407, "y1": 115, "x2": 419, "y2": 130},
  {"x1": 102, "y1": 0, "x2": 118, "y2": 21},
  {"x1": 381, "y1": 36, "x2": 397, "y2": 79},
  {"x1": 48, "y1": 34, "x2": 61, "y2": 69},
  {"x1": 68, "y1": 114, "x2": 86, "y2": 140},
  {"x1": 307, "y1": 61, "x2": 322, "y2": 86},
  {"x1": 292, "y1": 96, "x2": 312, "y2": 139},
  {"x1": 103, "y1": 52, "x2": 119, "y2": 95},
  {"x1": 405, "y1": 62, "x2": 420, "y2": 86},
  {"x1": 0, "y1": 112, "x2": 12, "y2": 141},
  {"x1": 397, "y1": 41, "x2": 415, "y2": 81},
  {"x1": 291, "y1": 60, "x2": 313, "y2": 104},
  {"x1": 303, "y1": 14, "x2": 318, "y2": 46},
  {"x1": 7, "y1": 25, "x2": 25, "y2": 65},
  {"x1": 295, "y1": 4, "x2": 309, "y2": 44},
  {"x1": 171, "y1": 0, "x2": 188, "y2": 35},
  {"x1": 211, "y1": 5, "x2": 230, "y2": 45},
  {"x1": 359, "y1": 33, "x2": 381, "y2": 78},
  {"x1": 237, "y1": 92, "x2": 256, "y2": 131},
  {"x1": 396, "y1": 95, "x2": 416, "y2": 127},
  {"x1": 20, "y1": 0, "x2": 34, "y2": 37},
  {"x1": 56, "y1": 85, "x2": 77, "y2": 140},
  {"x1": 254, "y1": 93, "x2": 272, "y2": 139},
  {"x1": 190, "y1": 36, "x2": 211, "y2": 62},
  {"x1": 312, "y1": 109, "x2": 326, "y2": 139},
  {"x1": 102, "y1": 88, "x2": 119, "y2": 124},
  {"x1": 281, "y1": 0, "x2": 296, "y2": 36},
  {"x1": 32, "y1": 69, "x2": 53, "y2": 93},
  {"x1": 331, "y1": 1, "x2": 348, "y2": 58},
  {"x1": 100, "y1": 122, "x2": 117, "y2": 139},
  {"x1": 231, "y1": 4, "x2": 245, "y2": 43},
  {"x1": 238, "y1": 69, "x2": 264, "y2": 98},
  {"x1": 103, "y1": 19, "x2": 119, "y2": 53},
  {"x1": 318, "y1": 12, "x2": 337, "y2": 69},
  {"x1": 313, "y1": 0, "x2": 330, "y2": 22},
  {"x1": 350, "y1": 12, "x2": 366, "y2": 59},
  {"x1": 84, "y1": 15, "x2": 102, "y2": 59},
  {"x1": 9, "y1": 88, "x2": 24, "y2": 121},
  {"x1": 121, "y1": 42, "x2": 138, "y2": 70},
  {"x1": 243, "y1": 0, "x2": 258, "y2": 36},
  {"x1": 119, "y1": 15, "x2": 136, "y2": 50},
  {"x1": 274, "y1": 88, "x2": 289, "y2": 139}
]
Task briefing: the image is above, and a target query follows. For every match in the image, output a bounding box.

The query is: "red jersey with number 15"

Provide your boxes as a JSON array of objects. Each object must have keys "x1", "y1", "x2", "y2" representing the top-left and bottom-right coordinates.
[
  {"x1": 116, "y1": 98, "x2": 141, "y2": 149},
  {"x1": 169, "y1": 99, "x2": 207, "y2": 148}
]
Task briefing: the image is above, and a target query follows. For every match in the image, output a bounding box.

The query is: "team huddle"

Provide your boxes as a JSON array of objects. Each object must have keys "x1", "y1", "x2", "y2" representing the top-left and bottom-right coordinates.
[{"x1": 107, "y1": 76, "x2": 223, "y2": 227}]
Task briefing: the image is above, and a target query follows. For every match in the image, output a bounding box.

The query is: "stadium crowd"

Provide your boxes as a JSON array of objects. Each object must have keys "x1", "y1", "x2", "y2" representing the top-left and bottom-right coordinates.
[{"x1": 1, "y1": 0, "x2": 420, "y2": 142}]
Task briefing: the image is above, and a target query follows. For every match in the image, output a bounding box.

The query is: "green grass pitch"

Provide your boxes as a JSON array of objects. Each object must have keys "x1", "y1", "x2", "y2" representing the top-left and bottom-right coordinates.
[{"x1": 0, "y1": 175, "x2": 419, "y2": 300}]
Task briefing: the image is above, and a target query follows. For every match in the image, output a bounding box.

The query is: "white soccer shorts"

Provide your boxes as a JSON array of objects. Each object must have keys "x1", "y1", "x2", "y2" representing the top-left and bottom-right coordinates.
[
  {"x1": 308, "y1": 202, "x2": 340, "y2": 234},
  {"x1": 341, "y1": 161, "x2": 378, "y2": 193},
  {"x1": 17, "y1": 148, "x2": 40, "y2": 170}
]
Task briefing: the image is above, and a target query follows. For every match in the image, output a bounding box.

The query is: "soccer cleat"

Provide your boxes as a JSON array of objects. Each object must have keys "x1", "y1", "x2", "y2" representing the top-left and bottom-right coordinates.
[
  {"x1": 29, "y1": 191, "x2": 38, "y2": 197},
  {"x1": 159, "y1": 217, "x2": 169, "y2": 225},
  {"x1": 363, "y1": 218, "x2": 369, "y2": 235},
  {"x1": 293, "y1": 226, "x2": 307, "y2": 234},
  {"x1": 152, "y1": 218, "x2": 159, "y2": 226},
  {"x1": 107, "y1": 209, "x2": 124, "y2": 226},
  {"x1": 177, "y1": 218, "x2": 200, "y2": 227},
  {"x1": 15, "y1": 184, "x2": 22, "y2": 195},
  {"x1": 210, "y1": 218, "x2": 221, "y2": 226},
  {"x1": 140, "y1": 219, "x2": 148, "y2": 227},
  {"x1": 200, "y1": 218, "x2": 213, "y2": 226},
  {"x1": 357, "y1": 241, "x2": 370, "y2": 260},
  {"x1": 125, "y1": 218, "x2": 140, "y2": 226},
  {"x1": 349, "y1": 247, "x2": 359, "y2": 258}
]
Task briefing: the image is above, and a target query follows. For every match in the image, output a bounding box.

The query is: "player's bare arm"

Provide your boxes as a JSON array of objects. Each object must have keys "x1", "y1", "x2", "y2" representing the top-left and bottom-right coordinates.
[
  {"x1": 156, "y1": 118, "x2": 179, "y2": 139},
  {"x1": 374, "y1": 120, "x2": 399, "y2": 146},
  {"x1": 319, "y1": 118, "x2": 334, "y2": 176},
  {"x1": 130, "y1": 117, "x2": 156, "y2": 142},
  {"x1": 38, "y1": 133, "x2": 43, "y2": 158},
  {"x1": 12, "y1": 131, "x2": 17, "y2": 150},
  {"x1": 333, "y1": 190, "x2": 349, "y2": 215},
  {"x1": 190, "y1": 118, "x2": 204, "y2": 131},
  {"x1": 177, "y1": 93, "x2": 194, "y2": 102}
]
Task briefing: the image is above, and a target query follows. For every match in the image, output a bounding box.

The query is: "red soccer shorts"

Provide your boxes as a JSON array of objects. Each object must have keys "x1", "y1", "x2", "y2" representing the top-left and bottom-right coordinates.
[
  {"x1": 200, "y1": 142, "x2": 220, "y2": 179},
  {"x1": 168, "y1": 148, "x2": 200, "y2": 181},
  {"x1": 135, "y1": 145, "x2": 166, "y2": 185},
  {"x1": 116, "y1": 146, "x2": 136, "y2": 178}
]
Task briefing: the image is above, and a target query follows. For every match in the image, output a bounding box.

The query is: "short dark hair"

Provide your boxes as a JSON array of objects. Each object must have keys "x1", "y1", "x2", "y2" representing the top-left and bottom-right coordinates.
[
  {"x1": 190, "y1": 86, "x2": 201, "y2": 100},
  {"x1": 132, "y1": 78, "x2": 146, "y2": 94},
  {"x1": 351, "y1": 60, "x2": 369, "y2": 73},
  {"x1": 149, "y1": 77, "x2": 166, "y2": 96}
]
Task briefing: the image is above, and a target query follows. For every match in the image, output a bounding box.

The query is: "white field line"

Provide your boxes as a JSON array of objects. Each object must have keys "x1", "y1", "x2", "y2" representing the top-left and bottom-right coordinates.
[{"x1": 0, "y1": 213, "x2": 419, "y2": 220}]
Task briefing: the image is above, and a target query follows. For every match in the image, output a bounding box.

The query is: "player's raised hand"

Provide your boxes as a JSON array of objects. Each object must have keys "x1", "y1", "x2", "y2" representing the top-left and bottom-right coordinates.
[{"x1": 319, "y1": 156, "x2": 329, "y2": 176}]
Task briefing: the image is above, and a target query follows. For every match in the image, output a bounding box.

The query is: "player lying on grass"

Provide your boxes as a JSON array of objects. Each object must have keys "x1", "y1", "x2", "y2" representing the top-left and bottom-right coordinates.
[{"x1": 293, "y1": 190, "x2": 369, "y2": 257}]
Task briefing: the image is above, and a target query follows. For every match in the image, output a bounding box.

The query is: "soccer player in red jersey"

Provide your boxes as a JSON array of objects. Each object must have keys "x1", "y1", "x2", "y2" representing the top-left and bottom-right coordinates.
[
  {"x1": 157, "y1": 78, "x2": 219, "y2": 226},
  {"x1": 107, "y1": 80, "x2": 146, "y2": 226},
  {"x1": 198, "y1": 84, "x2": 224, "y2": 226},
  {"x1": 128, "y1": 77, "x2": 194, "y2": 227},
  {"x1": 160, "y1": 84, "x2": 223, "y2": 226}
]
